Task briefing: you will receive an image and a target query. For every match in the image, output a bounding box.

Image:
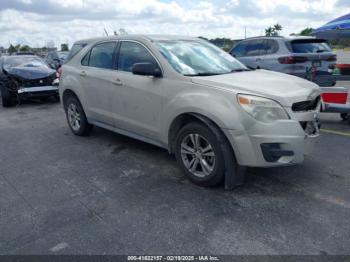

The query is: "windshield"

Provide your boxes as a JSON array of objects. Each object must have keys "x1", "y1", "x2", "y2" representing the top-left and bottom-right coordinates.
[
  {"x1": 58, "y1": 52, "x2": 68, "y2": 60},
  {"x1": 291, "y1": 40, "x2": 332, "y2": 53},
  {"x1": 154, "y1": 40, "x2": 248, "y2": 76},
  {"x1": 4, "y1": 56, "x2": 49, "y2": 70}
]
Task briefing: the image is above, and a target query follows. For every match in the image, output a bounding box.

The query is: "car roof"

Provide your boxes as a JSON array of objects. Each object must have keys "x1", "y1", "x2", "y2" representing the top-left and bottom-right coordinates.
[
  {"x1": 240, "y1": 35, "x2": 318, "y2": 41},
  {"x1": 72, "y1": 34, "x2": 201, "y2": 45}
]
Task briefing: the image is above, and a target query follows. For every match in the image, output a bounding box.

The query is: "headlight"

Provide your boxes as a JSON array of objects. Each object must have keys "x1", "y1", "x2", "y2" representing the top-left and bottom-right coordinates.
[{"x1": 237, "y1": 94, "x2": 290, "y2": 123}]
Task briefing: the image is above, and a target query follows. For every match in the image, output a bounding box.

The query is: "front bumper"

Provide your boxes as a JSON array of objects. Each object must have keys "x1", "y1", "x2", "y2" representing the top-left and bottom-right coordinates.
[
  {"x1": 17, "y1": 85, "x2": 59, "y2": 97},
  {"x1": 224, "y1": 113, "x2": 319, "y2": 167}
]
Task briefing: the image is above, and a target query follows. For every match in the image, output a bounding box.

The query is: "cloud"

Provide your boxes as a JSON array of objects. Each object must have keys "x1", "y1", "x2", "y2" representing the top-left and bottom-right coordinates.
[{"x1": 0, "y1": 0, "x2": 349, "y2": 48}]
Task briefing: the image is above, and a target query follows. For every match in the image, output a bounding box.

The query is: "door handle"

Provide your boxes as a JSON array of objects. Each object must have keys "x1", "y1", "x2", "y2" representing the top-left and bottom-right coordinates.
[
  {"x1": 112, "y1": 78, "x2": 123, "y2": 86},
  {"x1": 80, "y1": 71, "x2": 87, "y2": 77}
]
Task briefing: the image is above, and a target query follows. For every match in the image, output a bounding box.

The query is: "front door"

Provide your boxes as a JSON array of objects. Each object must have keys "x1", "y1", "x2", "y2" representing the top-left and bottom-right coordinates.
[{"x1": 112, "y1": 41, "x2": 163, "y2": 140}]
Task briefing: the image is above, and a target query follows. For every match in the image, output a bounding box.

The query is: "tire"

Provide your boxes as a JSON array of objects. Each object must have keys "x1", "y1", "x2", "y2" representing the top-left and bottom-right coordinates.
[
  {"x1": 340, "y1": 113, "x2": 348, "y2": 121},
  {"x1": 54, "y1": 94, "x2": 60, "y2": 102},
  {"x1": 174, "y1": 122, "x2": 235, "y2": 187},
  {"x1": 64, "y1": 96, "x2": 92, "y2": 136},
  {"x1": 0, "y1": 84, "x2": 14, "y2": 108}
]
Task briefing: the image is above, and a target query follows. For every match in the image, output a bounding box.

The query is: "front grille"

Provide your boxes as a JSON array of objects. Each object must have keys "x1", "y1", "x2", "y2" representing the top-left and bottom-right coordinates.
[
  {"x1": 292, "y1": 96, "x2": 320, "y2": 112},
  {"x1": 21, "y1": 74, "x2": 56, "y2": 87}
]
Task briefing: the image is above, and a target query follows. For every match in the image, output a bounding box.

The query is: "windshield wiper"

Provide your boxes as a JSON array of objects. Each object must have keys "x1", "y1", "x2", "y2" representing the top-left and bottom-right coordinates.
[
  {"x1": 230, "y1": 68, "x2": 252, "y2": 72},
  {"x1": 184, "y1": 72, "x2": 224, "y2": 76}
]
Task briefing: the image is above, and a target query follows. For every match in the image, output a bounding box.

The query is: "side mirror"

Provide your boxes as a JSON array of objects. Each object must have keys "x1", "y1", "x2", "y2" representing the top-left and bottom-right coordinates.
[{"x1": 132, "y1": 63, "x2": 162, "y2": 77}]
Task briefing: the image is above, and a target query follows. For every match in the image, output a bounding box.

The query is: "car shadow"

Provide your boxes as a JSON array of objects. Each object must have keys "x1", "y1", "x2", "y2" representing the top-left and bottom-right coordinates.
[{"x1": 90, "y1": 125, "x2": 311, "y2": 197}]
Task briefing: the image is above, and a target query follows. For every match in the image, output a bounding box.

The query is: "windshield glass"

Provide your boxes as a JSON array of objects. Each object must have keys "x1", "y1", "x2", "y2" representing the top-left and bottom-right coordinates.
[
  {"x1": 58, "y1": 52, "x2": 68, "y2": 61},
  {"x1": 154, "y1": 40, "x2": 247, "y2": 76},
  {"x1": 291, "y1": 40, "x2": 331, "y2": 53},
  {"x1": 4, "y1": 56, "x2": 49, "y2": 70}
]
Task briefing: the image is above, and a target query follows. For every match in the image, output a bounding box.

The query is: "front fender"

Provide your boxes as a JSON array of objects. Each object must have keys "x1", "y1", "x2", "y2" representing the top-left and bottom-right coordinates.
[{"x1": 159, "y1": 88, "x2": 245, "y2": 145}]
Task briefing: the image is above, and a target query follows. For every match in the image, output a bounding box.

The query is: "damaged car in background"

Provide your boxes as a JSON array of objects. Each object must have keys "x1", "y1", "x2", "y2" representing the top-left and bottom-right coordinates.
[{"x1": 0, "y1": 55, "x2": 59, "y2": 107}]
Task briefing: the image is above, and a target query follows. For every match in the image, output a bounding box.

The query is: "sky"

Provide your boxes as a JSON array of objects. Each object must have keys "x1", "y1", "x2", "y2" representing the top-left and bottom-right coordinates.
[{"x1": 0, "y1": 0, "x2": 349, "y2": 48}]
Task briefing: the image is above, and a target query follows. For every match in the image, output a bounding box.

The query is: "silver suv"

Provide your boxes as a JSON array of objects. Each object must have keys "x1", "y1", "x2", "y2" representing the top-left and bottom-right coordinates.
[
  {"x1": 230, "y1": 36, "x2": 337, "y2": 87},
  {"x1": 60, "y1": 35, "x2": 321, "y2": 188}
]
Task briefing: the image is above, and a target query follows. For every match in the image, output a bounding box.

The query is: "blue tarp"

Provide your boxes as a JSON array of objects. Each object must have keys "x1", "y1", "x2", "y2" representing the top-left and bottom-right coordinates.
[{"x1": 313, "y1": 13, "x2": 350, "y2": 39}]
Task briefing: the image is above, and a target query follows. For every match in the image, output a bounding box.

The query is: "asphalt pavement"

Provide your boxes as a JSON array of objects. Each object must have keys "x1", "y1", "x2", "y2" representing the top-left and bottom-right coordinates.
[{"x1": 0, "y1": 99, "x2": 349, "y2": 255}]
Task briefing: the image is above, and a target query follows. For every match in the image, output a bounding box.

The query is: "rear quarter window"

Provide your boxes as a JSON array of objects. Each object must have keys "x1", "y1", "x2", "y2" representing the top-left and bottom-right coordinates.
[{"x1": 66, "y1": 43, "x2": 87, "y2": 62}]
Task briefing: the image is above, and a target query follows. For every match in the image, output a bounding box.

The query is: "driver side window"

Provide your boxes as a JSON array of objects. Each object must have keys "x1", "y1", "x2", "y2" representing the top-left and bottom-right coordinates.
[{"x1": 117, "y1": 41, "x2": 159, "y2": 73}]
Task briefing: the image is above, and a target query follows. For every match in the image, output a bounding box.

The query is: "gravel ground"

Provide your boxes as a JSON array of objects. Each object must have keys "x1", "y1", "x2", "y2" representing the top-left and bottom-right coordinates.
[{"x1": 0, "y1": 98, "x2": 349, "y2": 255}]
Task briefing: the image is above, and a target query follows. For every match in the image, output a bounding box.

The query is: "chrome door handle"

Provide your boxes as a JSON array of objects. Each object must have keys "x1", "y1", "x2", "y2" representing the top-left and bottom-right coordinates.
[
  {"x1": 80, "y1": 71, "x2": 87, "y2": 77},
  {"x1": 113, "y1": 78, "x2": 123, "y2": 86}
]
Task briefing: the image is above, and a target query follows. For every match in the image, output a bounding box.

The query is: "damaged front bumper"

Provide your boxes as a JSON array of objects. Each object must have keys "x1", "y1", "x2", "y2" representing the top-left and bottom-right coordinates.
[{"x1": 17, "y1": 85, "x2": 59, "y2": 95}]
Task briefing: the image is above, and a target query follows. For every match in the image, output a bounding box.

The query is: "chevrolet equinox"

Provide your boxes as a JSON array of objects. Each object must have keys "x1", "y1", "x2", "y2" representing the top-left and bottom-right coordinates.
[{"x1": 59, "y1": 35, "x2": 321, "y2": 187}]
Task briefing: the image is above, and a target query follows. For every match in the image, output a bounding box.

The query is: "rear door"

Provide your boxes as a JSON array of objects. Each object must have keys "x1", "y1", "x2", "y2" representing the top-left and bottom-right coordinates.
[
  {"x1": 258, "y1": 39, "x2": 280, "y2": 71},
  {"x1": 79, "y1": 41, "x2": 118, "y2": 126},
  {"x1": 232, "y1": 40, "x2": 266, "y2": 69}
]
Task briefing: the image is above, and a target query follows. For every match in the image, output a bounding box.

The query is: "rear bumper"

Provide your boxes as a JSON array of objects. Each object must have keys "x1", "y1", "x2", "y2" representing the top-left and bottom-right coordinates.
[
  {"x1": 224, "y1": 119, "x2": 319, "y2": 167},
  {"x1": 17, "y1": 86, "x2": 59, "y2": 97}
]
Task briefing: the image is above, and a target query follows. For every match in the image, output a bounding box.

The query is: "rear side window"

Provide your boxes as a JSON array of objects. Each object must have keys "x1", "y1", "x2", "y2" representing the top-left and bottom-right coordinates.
[
  {"x1": 290, "y1": 40, "x2": 331, "y2": 53},
  {"x1": 117, "y1": 41, "x2": 159, "y2": 72},
  {"x1": 264, "y1": 39, "x2": 279, "y2": 54},
  {"x1": 86, "y1": 42, "x2": 116, "y2": 69},
  {"x1": 66, "y1": 43, "x2": 87, "y2": 62},
  {"x1": 245, "y1": 40, "x2": 265, "y2": 56}
]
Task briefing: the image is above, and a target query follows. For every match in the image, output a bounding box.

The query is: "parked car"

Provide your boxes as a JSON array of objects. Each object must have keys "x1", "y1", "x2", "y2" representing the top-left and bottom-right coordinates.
[
  {"x1": 229, "y1": 36, "x2": 337, "y2": 87},
  {"x1": 0, "y1": 55, "x2": 59, "y2": 107},
  {"x1": 45, "y1": 51, "x2": 69, "y2": 70},
  {"x1": 16, "y1": 51, "x2": 35, "y2": 56},
  {"x1": 60, "y1": 35, "x2": 321, "y2": 187}
]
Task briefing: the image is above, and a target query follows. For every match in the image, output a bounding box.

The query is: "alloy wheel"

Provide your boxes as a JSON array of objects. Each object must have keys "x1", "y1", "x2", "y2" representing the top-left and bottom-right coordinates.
[
  {"x1": 180, "y1": 133, "x2": 216, "y2": 178},
  {"x1": 67, "y1": 103, "x2": 81, "y2": 131}
]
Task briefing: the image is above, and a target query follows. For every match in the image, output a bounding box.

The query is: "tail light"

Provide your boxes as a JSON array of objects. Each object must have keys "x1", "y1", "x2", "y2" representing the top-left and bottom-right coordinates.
[
  {"x1": 326, "y1": 55, "x2": 337, "y2": 62},
  {"x1": 278, "y1": 56, "x2": 307, "y2": 64},
  {"x1": 57, "y1": 66, "x2": 63, "y2": 80}
]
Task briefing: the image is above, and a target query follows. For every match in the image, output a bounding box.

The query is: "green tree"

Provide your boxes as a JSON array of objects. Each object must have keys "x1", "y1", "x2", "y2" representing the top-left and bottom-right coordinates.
[
  {"x1": 265, "y1": 24, "x2": 283, "y2": 36},
  {"x1": 19, "y1": 45, "x2": 31, "y2": 52},
  {"x1": 8, "y1": 44, "x2": 17, "y2": 54},
  {"x1": 61, "y1": 43, "x2": 69, "y2": 51},
  {"x1": 299, "y1": 27, "x2": 313, "y2": 36}
]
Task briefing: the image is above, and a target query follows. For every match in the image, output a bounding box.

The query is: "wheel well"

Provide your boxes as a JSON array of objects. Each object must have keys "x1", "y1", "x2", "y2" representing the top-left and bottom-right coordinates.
[
  {"x1": 168, "y1": 113, "x2": 226, "y2": 154},
  {"x1": 62, "y1": 89, "x2": 79, "y2": 107}
]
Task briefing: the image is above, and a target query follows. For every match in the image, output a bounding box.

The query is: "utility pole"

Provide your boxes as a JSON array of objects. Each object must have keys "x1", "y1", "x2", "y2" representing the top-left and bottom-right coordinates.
[{"x1": 244, "y1": 27, "x2": 247, "y2": 39}]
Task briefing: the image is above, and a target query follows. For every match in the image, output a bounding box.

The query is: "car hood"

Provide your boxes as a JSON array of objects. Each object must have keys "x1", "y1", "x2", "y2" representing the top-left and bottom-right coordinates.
[
  {"x1": 191, "y1": 69, "x2": 321, "y2": 106},
  {"x1": 6, "y1": 66, "x2": 56, "y2": 80}
]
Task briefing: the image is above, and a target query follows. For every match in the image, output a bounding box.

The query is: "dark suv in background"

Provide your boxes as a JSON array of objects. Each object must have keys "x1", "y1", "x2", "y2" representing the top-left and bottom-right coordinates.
[{"x1": 230, "y1": 36, "x2": 337, "y2": 87}]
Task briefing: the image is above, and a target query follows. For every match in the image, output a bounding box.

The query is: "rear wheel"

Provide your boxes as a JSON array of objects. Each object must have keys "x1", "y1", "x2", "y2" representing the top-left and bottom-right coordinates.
[
  {"x1": 64, "y1": 96, "x2": 92, "y2": 136},
  {"x1": 175, "y1": 122, "x2": 235, "y2": 187}
]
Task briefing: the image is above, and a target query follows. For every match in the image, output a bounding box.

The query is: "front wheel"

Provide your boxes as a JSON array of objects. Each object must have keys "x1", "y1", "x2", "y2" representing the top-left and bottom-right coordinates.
[
  {"x1": 64, "y1": 96, "x2": 92, "y2": 136},
  {"x1": 175, "y1": 122, "x2": 235, "y2": 187},
  {"x1": 0, "y1": 85, "x2": 14, "y2": 107}
]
